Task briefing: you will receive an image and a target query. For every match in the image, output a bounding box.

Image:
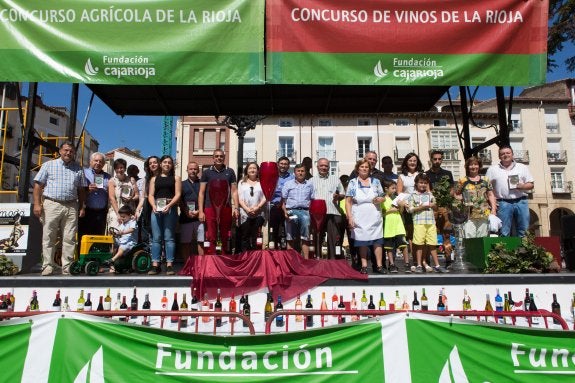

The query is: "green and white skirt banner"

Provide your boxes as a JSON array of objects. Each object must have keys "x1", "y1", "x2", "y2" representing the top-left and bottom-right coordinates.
[
  {"x1": 0, "y1": 0, "x2": 265, "y2": 85},
  {"x1": 2, "y1": 312, "x2": 574, "y2": 382}
]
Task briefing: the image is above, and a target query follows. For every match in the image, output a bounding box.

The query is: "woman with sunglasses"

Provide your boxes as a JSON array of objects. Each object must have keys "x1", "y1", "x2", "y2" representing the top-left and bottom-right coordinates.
[{"x1": 238, "y1": 162, "x2": 266, "y2": 252}]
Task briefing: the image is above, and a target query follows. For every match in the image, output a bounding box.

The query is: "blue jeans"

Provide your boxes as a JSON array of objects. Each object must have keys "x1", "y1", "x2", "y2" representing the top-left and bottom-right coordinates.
[
  {"x1": 151, "y1": 206, "x2": 177, "y2": 263},
  {"x1": 285, "y1": 209, "x2": 311, "y2": 241},
  {"x1": 497, "y1": 199, "x2": 529, "y2": 237}
]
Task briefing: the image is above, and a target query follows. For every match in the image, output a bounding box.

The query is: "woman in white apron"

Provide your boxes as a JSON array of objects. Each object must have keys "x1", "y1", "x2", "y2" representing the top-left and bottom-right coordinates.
[{"x1": 346, "y1": 159, "x2": 386, "y2": 274}]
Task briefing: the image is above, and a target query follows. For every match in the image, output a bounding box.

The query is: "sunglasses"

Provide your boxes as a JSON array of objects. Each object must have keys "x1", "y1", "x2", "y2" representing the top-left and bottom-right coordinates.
[{"x1": 250, "y1": 186, "x2": 254, "y2": 197}]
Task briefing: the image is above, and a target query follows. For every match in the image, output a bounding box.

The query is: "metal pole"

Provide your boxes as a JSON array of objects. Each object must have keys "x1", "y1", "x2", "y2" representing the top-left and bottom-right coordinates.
[
  {"x1": 66, "y1": 83, "x2": 79, "y2": 143},
  {"x1": 18, "y1": 83, "x2": 38, "y2": 202},
  {"x1": 496, "y1": 86, "x2": 510, "y2": 147}
]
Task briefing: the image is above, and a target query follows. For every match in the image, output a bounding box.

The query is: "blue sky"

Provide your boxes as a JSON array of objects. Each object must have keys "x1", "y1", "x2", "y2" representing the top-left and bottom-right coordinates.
[{"x1": 30, "y1": 48, "x2": 574, "y2": 159}]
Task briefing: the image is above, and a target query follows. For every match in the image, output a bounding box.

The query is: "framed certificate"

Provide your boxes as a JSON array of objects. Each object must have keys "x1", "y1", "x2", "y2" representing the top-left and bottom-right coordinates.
[
  {"x1": 508, "y1": 175, "x2": 519, "y2": 190},
  {"x1": 187, "y1": 201, "x2": 196, "y2": 211},
  {"x1": 94, "y1": 174, "x2": 104, "y2": 188},
  {"x1": 120, "y1": 185, "x2": 132, "y2": 198},
  {"x1": 156, "y1": 198, "x2": 167, "y2": 210}
]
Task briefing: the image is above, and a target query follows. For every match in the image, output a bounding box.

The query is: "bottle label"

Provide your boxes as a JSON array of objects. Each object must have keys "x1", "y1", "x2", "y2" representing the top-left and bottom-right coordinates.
[
  {"x1": 413, "y1": 304, "x2": 420, "y2": 311},
  {"x1": 84, "y1": 306, "x2": 92, "y2": 312},
  {"x1": 103, "y1": 302, "x2": 111, "y2": 311},
  {"x1": 268, "y1": 241, "x2": 275, "y2": 250},
  {"x1": 77, "y1": 303, "x2": 84, "y2": 311}
]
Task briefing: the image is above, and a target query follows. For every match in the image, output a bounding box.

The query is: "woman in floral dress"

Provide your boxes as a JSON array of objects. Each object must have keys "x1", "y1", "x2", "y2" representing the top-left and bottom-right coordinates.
[{"x1": 455, "y1": 156, "x2": 497, "y2": 238}]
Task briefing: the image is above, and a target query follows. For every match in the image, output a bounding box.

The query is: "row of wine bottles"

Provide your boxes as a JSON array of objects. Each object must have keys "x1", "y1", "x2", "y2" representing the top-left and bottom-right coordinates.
[{"x1": 3, "y1": 287, "x2": 573, "y2": 326}]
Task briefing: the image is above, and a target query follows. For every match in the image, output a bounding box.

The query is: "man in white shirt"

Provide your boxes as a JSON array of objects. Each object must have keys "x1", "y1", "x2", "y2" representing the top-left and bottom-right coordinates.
[{"x1": 486, "y1": 146, "x2": 534, "y2": 237}]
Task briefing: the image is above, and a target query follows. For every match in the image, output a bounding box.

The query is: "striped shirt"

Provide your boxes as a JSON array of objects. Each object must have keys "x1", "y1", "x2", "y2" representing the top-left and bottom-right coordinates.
[
  {"x1": 282, "y1": 178, "x2": 314, "y2": 209},
  {"x1": 408, "y1": 191, "x2": 436, "y2": 225},
  {"x1": 311, "y1": 174, "x2": 344, "y2": 215},
  {"x1": 34, "y1": 158, "x2": 87, "y2": 201}
]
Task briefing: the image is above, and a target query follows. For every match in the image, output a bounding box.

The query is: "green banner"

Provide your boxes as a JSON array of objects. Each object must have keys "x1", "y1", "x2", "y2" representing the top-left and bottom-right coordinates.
[
  {"x1": 0, "y1": 0, "x2": 264, "y2": 85},
  {"x1": 2, "y1": 313, "x2": 574, "y2": 382}
]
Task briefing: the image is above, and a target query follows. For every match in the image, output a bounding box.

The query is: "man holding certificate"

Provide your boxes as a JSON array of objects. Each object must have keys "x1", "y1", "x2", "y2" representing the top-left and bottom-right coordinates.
[
  {"x1": 179, "y1": 161, "x2": 204, "y2": 259},
  {"x1": 79, "y1": 152, "x2": 111, "y2": 242},
  {"x1": 486, "y1": 146, "x2": 534, "y2": 237}
]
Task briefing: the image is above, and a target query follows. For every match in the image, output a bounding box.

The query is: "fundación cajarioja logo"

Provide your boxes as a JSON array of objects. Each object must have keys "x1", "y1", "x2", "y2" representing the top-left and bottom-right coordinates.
[
  {"x1": 84, "y1": 55, "x2": 156, "y2": 79},
  {"x1": 374, "y1": 57, "x2": 444, "y2": 82}
]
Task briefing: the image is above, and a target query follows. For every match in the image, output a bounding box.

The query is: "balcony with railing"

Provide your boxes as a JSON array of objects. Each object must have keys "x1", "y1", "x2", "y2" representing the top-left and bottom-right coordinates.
[
  {"x1": 242, "y1": 150, "x2": 257, "y2": 165},
  {"x1": 430, "y1": 148, "x2": 459, "y2": 161},
  {"x1": 316, "y1": 149, "x2": 337, "y2": 161},
  {"x1": 546, "y1": 123, "x2": 560, "y2": 134},
  {"x1": 478, "y1": 150, "x2": 492, "y2": 164},
  {"x1": 276, "y1": 149, "x2": 297, "y2": 163},
  {"x1": 509, "y1": 121, "x2": 522, "y2": 133},
  {"x1": 547, "y1": 150, "x2": 567, "y2": 164},
  {"x1": 513, "y1": 150, "x2": 529, "y2": 163},
  {"x1": 551, "y1": 181, "x2": 573, "y2": 194}
]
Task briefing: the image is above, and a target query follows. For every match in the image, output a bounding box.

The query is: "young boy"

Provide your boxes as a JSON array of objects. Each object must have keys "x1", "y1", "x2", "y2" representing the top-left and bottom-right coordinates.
[
  {"x1": 105, "y1": 205, "x2": 137, "y2": 272},
  {"x1": 381, "y1": 180, "x2": 410, "y2": 273},
  {"x1": 406, "y1": 173, "x2": 449, "y2": 273}
]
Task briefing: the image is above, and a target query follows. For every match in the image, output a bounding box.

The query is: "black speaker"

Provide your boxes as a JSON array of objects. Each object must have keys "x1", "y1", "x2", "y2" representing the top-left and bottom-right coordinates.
[{"x1": 561, "y1": 214, "x2": 575, "y2": 271}]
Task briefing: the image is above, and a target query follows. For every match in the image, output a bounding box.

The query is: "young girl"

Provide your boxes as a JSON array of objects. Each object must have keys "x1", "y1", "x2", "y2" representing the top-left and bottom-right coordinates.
[
  {"x1": 238, "y1": 162, "x2": 266, "y2": 251},
  {"x1": 406, "y1": 173, "x2": 448, "y2": 273},
  {"x1": 105, "y1": 205, "x2": 137, "y2": 273},
  {"x1": 381, "y1": 180, "x2": 410, "y2": 273}
]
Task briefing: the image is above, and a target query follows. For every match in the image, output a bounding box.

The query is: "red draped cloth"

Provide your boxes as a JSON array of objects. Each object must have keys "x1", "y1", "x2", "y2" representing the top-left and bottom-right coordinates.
[{"x1": 179, "y1": 250, "x2": 367, "y2": 301}]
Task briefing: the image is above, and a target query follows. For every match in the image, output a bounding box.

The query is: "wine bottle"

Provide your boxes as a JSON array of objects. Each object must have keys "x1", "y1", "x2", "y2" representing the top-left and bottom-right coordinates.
[
  {"x1": 421, "y1": 288, "x2": 428, "y2": 311},
  {"x1": 338, "y1": 295, "x2": 346, "y2": 323},
  {"x1": 503, "y1": 293, "x2": 511, "y2": 324},
  {"x1": 161, "y1": 290, "x2": 168, "y2": 310},
  {"x1": 275, "y1": 295, "x2": 284, "y2": 327},
  {"x1": 508, "y1": 291, "x2": 516, "y2": 311},
  {"x1": 77, "y1": 289, "x2": 85, "y2": 312},
  {"x1": 103, "y1": 288, "x2": 112, "y2": 311},
  {"x1": 242, "y1": 295, "x2": 251, "y2": 328},
  {"x1": 84, "y1": 293, "x2": 92, "y2": 312},
  {"x1": 412, "y1": 291, "x2": 420, "y2": 311},
  {"x1": 320, "y1": 292, "x2": 329, "y2": 324},
  {"x1": 170, "y1": 292, "x2": 179, "y2": 324},
  {"x1": 268, "y1": 228, "x2": 275, "y2": 250},
  {"x1": 494, "y1": 289, "x2": 503, "y2": 324},
  {"x1": 360, "y1": 289, "x2": 368, "y2": 311},
  {"x1": 114, "y1": 293, "x2": 122, "y2": 311},
  {"x1": 379, "y1": 292, "x2": 387, "y2": 311},
  {"x1": 305, "y1": 294, "x2": 314, "y2": 327},
  {"x1": 441, "y1": 288, "x2": 448, "y2": 311},
  {"x1": 62, "y1": 296, "x2": 70, "y2": 312},
  {"x1": 350, "y1": 292, "x2": 359, "y2": 321},
  {"x1": 96, "y1": 296, "x2": 104, "y2": 312},
  {"x1": 227, "y1": 230, "x2": 233, "y2": 254},
  {"x1": 309, "y1": 233, "x2": 315, "y2": 258},
  {"x1": 228, "y1": 293, "x2": 237, "y2": 324},
  {"x1": 215, "y1": 289, "x2": 223, "y2": 327},
  {"x1": 0, "y1": 295, "x2": 8, "y2": 316},
  {"x1": 331, "y1": 288, "x2": 339, "y2": 321},
  {"x1": 216, "y1": 237, "x2": 222, "y2": 255},
  {"x1": 437, "y1": 291, "x2": 445, "y2": 311},
  {"x1": 256, "y1": 229, "x2": 263, "y2": 249},
  {"x1": 9, "y1": 289, "x2": 15, "y2": 312},
  {"x1": 264, "y1": 293, "x2": 273, "y2": 322},
  {"x1": 30, "y1": 290, "x2": 39, "y2": 311},
  {"x1": 130, "y1": 287, "x2": 138, "y2": 319},
  {"x1": 239, "y1": 294, "x2": 246, "y2": 312},
  {"x1": 462, "y1": 289, "x2": 472, "y2": 311},
  {"x1": 523, "y1": 288, "x2": 531, "y2": 311},
  {"x1": 368, "y1": 295, "x2": 376, "y2": 310},
  {"x1": 119, "y1": 296, "x2": 128, "y2": 321},
  {"x1": 529, "y1": 293, "x2": 539, "y2": 325},
  {"x1": 5, "y1": 292, "x2": 13, "y2": 312},
  {"x1": 295, "y1": 294, "x2": 303, "y2": 322},
  {"x1": 484, "y1": 294, "x2": 493, "y2": 322},
  {"x1": 201, "y1": 293, "x2": 211, "y2": 323},
  {"x1": 393, "y1": 290, "x2": 401, "y2": 311},
  {"x1": 180, "y1": 293, "x2": 189, "y2": 328},
  {"x1": 52, "y1": 289, "x2": 62, "y2": 312},
  {"x1": 401, "y1": 295, "x2": 410, "y2": 311},
  {"x1": 142, "y1": 293, "x2": 151, "y2": 326},
  {"x1": 571, "y1": 292, "x2": 575, "y2": 320}
]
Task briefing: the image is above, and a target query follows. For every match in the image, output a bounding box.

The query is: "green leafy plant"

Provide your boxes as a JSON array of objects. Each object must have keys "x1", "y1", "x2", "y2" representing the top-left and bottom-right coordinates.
[
  {"x1": 484, "y1": 234, "x2": 553, "y2": 273},
  {"x1": 431, "y1": 175, "x2": 454, "y2": 208},
  {"x1": 0, "y1": 255, "x2": 19, "y2": 276}
]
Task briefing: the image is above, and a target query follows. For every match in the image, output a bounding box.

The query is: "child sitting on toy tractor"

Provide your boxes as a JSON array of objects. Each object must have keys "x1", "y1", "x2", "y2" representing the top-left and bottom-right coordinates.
[{"x1": 104, "y1": 205, "x2": 137, "y2": 273}]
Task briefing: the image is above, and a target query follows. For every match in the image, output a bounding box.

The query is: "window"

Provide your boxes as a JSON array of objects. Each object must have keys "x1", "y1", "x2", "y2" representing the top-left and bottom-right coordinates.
[
  {"x1": 358, "y1": 118, "x2": 371, "y2": 126},
  {"x1": 510, "y1": 110, "x2": 521, "y2": 132},
  {"x1": 551, "y1": 172, "x2": 565, "y2": 189},
  {"x1": 429, "y1": 129, "x2": 458, "y2": 149},
  {"x1": 318, "y1": 119, "x2": 332, "y2": 127},
  {"x1": 193, "y1": 131, "x2": 201, "y2": 151},
  {"x1": 357, "y1": 137, "x2": 371, "y2": 159},
  {"x1": 395, "y1": 119, "x2": 410, "y2": 126},
  {"x1": 49, "y1": 116, "x2": 59, "y2": 125},
  {"x1": 433, "y1": 119, "x2": 447, "y2": 127},
  {"x1": 203, "y1": 130, "x2": 216, "y2": 151},
  {"x1": 278, "y1": 137, "x2": 294, "y2": 158},
  {"x1": 545, "y1": 109, "x2": 559, "y2": 133},
  {"x1": 395, "y1": 137, "x2": 412, "y2": 161},
  {"x1": 318, "y1": 136, "x2": 335, "y2": 160},
  {"x1": 440, "y1": 162, "x2": 460, "y2": 180},
  {"x1": 219, "y1": 132, "x2": 226, "y2": 151},
  {"x1": 243, "y1": 137, "x2": 256, "y2": 163},
  {"x1": 279, "y1": 119, "x2": 293, "y2": 128}
]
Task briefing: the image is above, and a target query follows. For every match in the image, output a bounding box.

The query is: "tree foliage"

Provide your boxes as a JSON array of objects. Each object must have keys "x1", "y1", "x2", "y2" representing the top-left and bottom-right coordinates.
[{"x1": 547, "y1": 0, "x2": 575, "y2": 72}]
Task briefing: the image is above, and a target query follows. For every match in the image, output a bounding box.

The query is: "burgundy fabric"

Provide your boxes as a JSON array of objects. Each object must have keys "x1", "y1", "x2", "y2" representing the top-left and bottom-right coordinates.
[
  {"x1": 204, "y1": 206, "x2": 233, "y2": 254},
  {"x1": 179, "y1": 249, "x2": 368, "y2": 302}
]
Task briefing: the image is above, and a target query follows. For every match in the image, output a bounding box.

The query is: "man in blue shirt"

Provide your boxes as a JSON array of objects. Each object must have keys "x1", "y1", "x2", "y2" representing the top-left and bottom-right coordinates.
[
  {"x1": 281, "y1": 163, "x2": 314, "y2": 258},
  {"x1": 269, "y1": 156, "x2": 294, "y2": 247},
  {"x1": 33, "y1": 141, "x2": 87, "y2": 276},
  {"x1": 78, "y1": 152, "x2": 110, "y2": 243}
]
